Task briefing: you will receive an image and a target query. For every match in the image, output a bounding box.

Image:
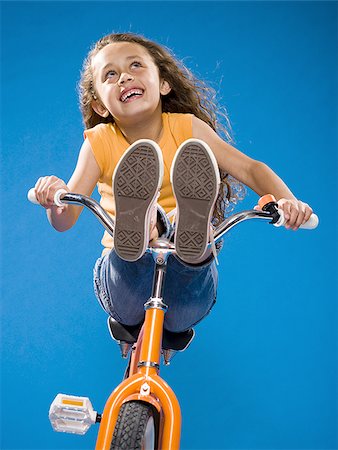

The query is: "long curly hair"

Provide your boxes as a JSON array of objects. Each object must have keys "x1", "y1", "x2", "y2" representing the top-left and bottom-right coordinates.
[{"x1": 79, "y1": 32, "x2": 245, "y2": 225}]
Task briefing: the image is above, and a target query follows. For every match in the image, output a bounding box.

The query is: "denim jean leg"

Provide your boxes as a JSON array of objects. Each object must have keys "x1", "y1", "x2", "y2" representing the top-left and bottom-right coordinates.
[
  {"x1": 93, "y1": 250, "x2": 155, "y2": 325},
  {"x1": 93, "y1": 212, "x2": 220, "y2": 332},
  {"x1": 162, "y1": 255, "x2": 218, "y2": 332},
  {"x1": 93, "y1": 256, "x2": 113, "y2": 316},
  {"x1": 94, "y1": 251, "x2": 218, "y2": 332}
]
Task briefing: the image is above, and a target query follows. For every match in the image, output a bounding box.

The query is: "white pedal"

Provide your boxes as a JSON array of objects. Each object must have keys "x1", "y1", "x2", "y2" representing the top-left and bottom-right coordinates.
[{"x1": 49, "y1": 394, "x2": 98, "y2": 435}]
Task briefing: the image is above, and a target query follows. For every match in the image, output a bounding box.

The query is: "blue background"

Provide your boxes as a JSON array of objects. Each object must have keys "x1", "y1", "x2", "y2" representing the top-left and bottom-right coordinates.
[{"x1": 1, "y1": 1, "x2": 337, "y2": 449}]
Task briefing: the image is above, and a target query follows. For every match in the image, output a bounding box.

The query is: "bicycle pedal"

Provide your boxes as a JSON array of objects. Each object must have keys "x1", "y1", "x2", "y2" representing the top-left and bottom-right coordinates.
[{"x1": 49, "y1": 394, "x2": 99, "y2": 435}]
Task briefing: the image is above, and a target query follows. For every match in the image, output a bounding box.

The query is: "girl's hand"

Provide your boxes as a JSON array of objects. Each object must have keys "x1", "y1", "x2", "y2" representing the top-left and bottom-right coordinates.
[
  {"x1": 277, "y1": 198, "x2": 313, "y2": 230},
  {"x1": 34, "y1": 176, "x2": 69, "y2": 212},
  {"x1": 255, "y1": 198, "x2": 313, "y2": 230}
]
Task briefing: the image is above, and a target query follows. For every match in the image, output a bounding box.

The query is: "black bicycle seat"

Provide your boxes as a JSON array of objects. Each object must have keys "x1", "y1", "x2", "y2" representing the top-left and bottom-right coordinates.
[
  {"x1": 107, "y1": 317, "x2": 194, "y2": 351},
  {"x1": 108, "y1": 317, "x2": 142, "y2": 344},
  {"x1": 162, "y1": 328, "x2": 195, "y2": 351}
]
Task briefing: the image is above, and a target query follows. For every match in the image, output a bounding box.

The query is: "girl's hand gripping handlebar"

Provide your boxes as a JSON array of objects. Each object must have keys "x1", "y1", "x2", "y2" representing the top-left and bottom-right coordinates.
[
  {"x1": 28, "y1": 188, "x2": 68, "y2": 207},
  {"x1": 258, "y1": 194, "x2": 319, "y2": 230}
]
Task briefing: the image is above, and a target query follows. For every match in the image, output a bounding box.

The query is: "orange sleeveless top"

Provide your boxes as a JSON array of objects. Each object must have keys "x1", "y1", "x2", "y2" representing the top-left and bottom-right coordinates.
[{"x1": 84, "y1": 112, "x2": 193, "y2": 255}]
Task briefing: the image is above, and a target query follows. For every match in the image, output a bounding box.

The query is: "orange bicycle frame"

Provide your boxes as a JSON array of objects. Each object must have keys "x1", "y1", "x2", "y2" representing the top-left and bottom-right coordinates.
[{"x1": 95, "y1": 249, "x2": 181, "y2": 450}]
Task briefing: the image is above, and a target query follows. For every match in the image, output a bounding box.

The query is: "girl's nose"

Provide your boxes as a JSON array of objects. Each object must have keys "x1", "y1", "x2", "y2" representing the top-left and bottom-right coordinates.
[{"x1": 118, "y1": 72, "x2": 134, "y2": 85}]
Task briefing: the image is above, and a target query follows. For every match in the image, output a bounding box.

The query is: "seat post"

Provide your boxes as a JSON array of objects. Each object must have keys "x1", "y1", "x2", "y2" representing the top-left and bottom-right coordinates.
[
  {"x1": 137, "y1": 241, "x2": 172, "y2": 374},
  {"x1": 148, "y1": 237, "x2": 173, "y2": 301},
  {"x1": 151, "y1": 253, "x2": 168, "y2": 299}
]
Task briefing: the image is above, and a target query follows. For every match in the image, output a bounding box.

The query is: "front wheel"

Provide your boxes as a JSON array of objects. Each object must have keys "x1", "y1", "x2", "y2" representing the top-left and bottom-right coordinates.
[{"x1": 110, "y1": 401, "x2": 158, "y2": 450}]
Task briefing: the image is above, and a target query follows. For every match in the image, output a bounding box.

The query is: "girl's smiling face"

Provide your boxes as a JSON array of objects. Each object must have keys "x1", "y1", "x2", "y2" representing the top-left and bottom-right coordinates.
[{"x1": 91, "y1": 42, "x2": 171, "y2": 125}]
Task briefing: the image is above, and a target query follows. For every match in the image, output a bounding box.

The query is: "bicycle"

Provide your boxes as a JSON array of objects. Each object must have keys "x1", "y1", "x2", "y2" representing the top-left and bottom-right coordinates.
[{"x1": 28, "y1": 188, "x2": 318, "y2": 449}]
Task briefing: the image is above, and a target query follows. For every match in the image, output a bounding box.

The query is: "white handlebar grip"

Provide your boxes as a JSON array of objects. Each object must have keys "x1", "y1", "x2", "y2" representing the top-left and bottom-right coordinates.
[
  {"x1": 299, "y1": 213, "x2": 319, "y2": 230},
  {"x1": 274, "y1": 209, "x2": 319, "y2": 229},
  {"x1": 54, "y1": 189, "x2": 68, "y2": 207},
  {"x1": 27, "y1": 188, "x2": 39, "y2": 204},
  {"x1": 27, "y1": 188, "x2": 68, "y2": 206}
]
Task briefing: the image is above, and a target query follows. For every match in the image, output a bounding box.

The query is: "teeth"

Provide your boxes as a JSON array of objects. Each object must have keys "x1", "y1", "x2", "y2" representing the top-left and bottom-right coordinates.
[{"x1": 121, "y1": 89, "x2": 143, "y2": 102}]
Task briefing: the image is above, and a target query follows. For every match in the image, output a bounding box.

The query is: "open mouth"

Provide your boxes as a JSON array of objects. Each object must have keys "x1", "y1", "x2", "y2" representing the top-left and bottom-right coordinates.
[{"x1": 120, "y1": 89, "x2": 144, "y2": 103}]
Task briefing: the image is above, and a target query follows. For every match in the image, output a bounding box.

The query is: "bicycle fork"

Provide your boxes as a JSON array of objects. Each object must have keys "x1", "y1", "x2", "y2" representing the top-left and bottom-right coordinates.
[{"x1": 95, "y1": 250, "x2": 182, "y2": 450}]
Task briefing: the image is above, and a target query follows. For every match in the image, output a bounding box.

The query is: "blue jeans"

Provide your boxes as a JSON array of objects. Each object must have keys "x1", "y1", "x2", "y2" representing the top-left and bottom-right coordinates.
[
  {"x1": 93, "y1": 250, "x2": 219, "y2": 333},
  {"x1": 93, "y1": 206, "x2": 221, "y2": 332}
]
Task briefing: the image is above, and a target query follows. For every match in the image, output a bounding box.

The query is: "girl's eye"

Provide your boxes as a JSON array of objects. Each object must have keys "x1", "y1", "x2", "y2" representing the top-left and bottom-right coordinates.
[
  {"x1": 106, "y1": 70, "x2": 117, "y2": 80},
  {"x1": 131, "y1": 61, "x2": 142, "y2": 68}
]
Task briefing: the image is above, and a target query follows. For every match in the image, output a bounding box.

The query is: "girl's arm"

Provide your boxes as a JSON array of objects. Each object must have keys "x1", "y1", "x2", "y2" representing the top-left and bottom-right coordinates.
[
  {"x1": 34, "y1": 139, "x2": 101, "y2": 231},
  {"x1": 192, "y1": 116, "x2": 313, "y2": 230}
]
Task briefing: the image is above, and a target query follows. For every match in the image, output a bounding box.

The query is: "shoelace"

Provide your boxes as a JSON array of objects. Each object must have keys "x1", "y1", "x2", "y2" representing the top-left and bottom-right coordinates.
[
  {"x1": 150, "y1": 193, "x2": 161, "y2": 228},
  {"x1": 166, "y1": 209, "x2": 219, "y2": 265},
  {"x1": 166, "y1": 208, "x2": 176, "y2": 223},
  {"x1": 209, "y1": 226, "x2": 219, "y2": 266},
  {"x1": 166, "y1": 208, "x2": 176, "y2": 241}
]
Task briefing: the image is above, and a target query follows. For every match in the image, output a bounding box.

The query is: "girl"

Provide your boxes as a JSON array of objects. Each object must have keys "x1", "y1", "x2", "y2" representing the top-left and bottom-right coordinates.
[{"x1": 34, "y1": 32, "x2": 313, "y2": 332}]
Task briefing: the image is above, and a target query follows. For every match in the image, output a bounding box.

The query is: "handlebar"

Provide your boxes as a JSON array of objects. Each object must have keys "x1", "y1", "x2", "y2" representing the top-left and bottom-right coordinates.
[{"x1": 27, "y1": 188, "x2": 319, "y2": 247}]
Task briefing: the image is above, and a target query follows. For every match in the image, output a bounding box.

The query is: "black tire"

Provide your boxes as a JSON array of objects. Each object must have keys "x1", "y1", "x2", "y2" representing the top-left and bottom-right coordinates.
[{"x1": 110, "y1": 401, "x2": 158, "y2": 450}]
